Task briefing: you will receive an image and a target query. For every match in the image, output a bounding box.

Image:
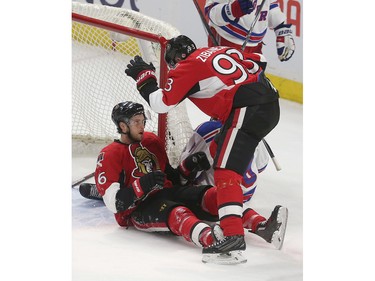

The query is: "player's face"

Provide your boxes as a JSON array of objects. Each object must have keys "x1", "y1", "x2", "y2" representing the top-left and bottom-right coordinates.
[{"x1": 128, "y1": 114, "x2": 146, "y2": 141}]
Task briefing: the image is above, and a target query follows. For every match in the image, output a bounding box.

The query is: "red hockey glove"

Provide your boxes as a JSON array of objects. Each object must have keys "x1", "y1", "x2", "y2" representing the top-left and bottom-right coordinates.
[
  {"x1": 274, "y1": 23, "x2": 295, "y2": 62},
  {"x1": 125, "y1": 55, "x2": 157, "y2": 90},
  {"x1": 224, "y1": 0, "x2": 254, "y2": 21},
  {"x1": 131, "y1": 170, "x2": 165, "y2": 200},
  {"x1": 178, "y1": 152, "x2": 211, "y2": 181}
]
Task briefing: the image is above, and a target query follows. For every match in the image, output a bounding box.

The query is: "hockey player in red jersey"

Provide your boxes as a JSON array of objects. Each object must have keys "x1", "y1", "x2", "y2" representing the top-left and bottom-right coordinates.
[
  {"x1": 125, "y1": 35, "x2": 285, "y2": 263},
  {"x1": 91, "y1": 101, "x2": 223, "y2": 248},
  {"x1": 179, "y1": 119, "x2": 288, "y2": 255},
  {"x1": 80, "y1": 118, "x2": 288, "y2": 258},
  {"x1": 204, "y1": 0, "x2": 295, "y2": 61}
]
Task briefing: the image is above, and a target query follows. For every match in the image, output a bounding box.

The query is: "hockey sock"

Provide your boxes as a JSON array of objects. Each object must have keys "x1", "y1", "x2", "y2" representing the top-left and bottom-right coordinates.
[
  {"x1": 198, "y1": 227, "x2": 214, "y2": 247},
  {"x1": 242, "y1": 208, "x2": 266, "y2": 232},
  {"x1": 215, "y1": 169, "x2": 244, "y2": 237},
  {"x1": 168, "y1": 206, "x2": 211, "y2": 247},
  {"x1": 209, "y1": 139, "x2": 218, "y2": 159},
  {"x1": 201, "y1": 186, "x2": 218, "y2": 215}
]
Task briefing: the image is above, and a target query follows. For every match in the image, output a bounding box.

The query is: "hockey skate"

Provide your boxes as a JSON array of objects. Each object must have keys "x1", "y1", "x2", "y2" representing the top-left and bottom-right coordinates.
[
  {"x1": 254, "y1": 205, "x2": 288, "y2": 250},
  {"x1": 202, "y1": 234, "x2": 247, "y2": 265},
  {"x1": 79, "y1": 183, "x2": 103, "y2": 201}
]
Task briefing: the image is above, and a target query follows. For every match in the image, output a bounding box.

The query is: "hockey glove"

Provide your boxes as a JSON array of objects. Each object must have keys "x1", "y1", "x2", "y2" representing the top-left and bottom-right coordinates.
[
  {"x1": 125, "y1": 55, "x2": 157, "y2": 87},
  {"x1": 178, "y1": 152, "x2": 211, "y2": 181},
  {"x1": 131, "y1": 170, "x2": 165, "y2": 200},
  {"x1": 274, "y1": 23, "x2": 295, "y2": 62},
  {"x1": 223, "y1": 0, "x2": 254, "y2": 21}
]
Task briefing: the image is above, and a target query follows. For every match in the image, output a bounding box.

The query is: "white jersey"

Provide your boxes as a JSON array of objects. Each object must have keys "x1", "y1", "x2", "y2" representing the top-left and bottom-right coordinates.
[{"x1": 205, "y1": 0, "x2": 286, "y2": 47}]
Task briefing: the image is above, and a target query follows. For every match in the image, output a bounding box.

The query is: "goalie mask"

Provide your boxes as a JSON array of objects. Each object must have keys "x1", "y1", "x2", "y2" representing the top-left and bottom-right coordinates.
[
  {"x1": 165, "y1": 35, "x2": 197, "y2": 68},
  {"x1": 112, "y1": 101, "x2": 149, "y2": 133}
]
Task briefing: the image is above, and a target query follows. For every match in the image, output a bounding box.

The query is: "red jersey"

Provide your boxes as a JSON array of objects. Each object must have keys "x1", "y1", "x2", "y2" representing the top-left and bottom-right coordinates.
[
  {"x1": 94, "y1": 132, "x2": 173, "y2": 226},
  {"x1": 149, "y1": 46, "x2": 267, "y2": 122}
]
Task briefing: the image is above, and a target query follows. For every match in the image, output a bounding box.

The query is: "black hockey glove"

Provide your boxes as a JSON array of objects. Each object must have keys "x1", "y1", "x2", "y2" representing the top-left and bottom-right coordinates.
[
  {"x1": 125, "y1": 55, "x2": 155, "y2": 82},
  {"x1": 131, "y1": 170, "x2": 165, "y2": 200},
  {"x1": 125, "y1": 56, "x2": 159, "y2": 103},
  {"x1": 178, "y1": 152, "x2": 211, "y2": 181}
]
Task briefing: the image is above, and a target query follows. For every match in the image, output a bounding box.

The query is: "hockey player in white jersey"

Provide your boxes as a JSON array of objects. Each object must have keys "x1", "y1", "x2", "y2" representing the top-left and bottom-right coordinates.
[{"x1": 204, "y1": 0, "x2": 295, "y2": 61}]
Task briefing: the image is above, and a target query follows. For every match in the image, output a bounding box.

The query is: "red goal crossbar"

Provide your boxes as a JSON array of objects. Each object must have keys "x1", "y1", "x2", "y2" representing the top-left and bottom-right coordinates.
[{"x1": 72, "y1": 12, "x2": 169, "y2": 144}]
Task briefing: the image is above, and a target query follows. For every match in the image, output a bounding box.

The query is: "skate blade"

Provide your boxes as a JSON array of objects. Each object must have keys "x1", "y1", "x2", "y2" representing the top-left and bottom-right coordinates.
[
  {"x1": 271, "y1": 207, "x2": 288, "y2": 250},
  {"x1": 202, "y1": 250, "x2": 247, "y2": 265}
]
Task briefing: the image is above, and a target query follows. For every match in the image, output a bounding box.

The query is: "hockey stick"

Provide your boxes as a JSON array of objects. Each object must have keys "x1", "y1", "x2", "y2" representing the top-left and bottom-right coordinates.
[
  {"x1": 241, "y1": 0, "x2": 267, "y2": 51},
  {"x1": 192, "y1": 0, "x2": 219, "y2": 46},
  {"x1": 241, "y1": 0, "x2": 281, "y2": 170},
  {"x1": 262, "y1": 139, "x2": 281, "y2": 171},
  {"x1": 72, "y1": 172, "x2": 95, "y2": 188}
]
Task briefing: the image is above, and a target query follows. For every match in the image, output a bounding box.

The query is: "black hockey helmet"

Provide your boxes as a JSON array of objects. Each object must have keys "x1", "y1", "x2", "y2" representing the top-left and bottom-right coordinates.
[
  {"x1": 111, "y1": 101, "x2": 145, "y2": 133},
  {"x1": 165, "y1": 35, "x2": 197, "y2": 68}
]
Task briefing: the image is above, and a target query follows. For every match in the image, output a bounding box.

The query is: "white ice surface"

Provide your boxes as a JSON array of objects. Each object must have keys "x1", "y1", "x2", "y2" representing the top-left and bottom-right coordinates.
[{"x1": 72, "y1": 98, "x2": 303, "y2": 281}]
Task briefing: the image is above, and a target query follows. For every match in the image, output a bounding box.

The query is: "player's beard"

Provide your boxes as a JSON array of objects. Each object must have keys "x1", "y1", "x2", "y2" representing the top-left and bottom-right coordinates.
[{"x1": 128, "y1": 130, "x2": 143, "y2": 142}]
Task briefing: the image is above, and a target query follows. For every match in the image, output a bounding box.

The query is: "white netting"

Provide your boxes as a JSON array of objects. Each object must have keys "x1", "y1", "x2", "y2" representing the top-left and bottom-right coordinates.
[{"x1": 72, "y1": 3, "x2": 193, "y2": 166}]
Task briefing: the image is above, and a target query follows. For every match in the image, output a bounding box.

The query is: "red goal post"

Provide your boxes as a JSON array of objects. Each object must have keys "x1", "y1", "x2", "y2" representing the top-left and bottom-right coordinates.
[{"x1": 72, "y1": 3, "x2": 193, "y2": 167}]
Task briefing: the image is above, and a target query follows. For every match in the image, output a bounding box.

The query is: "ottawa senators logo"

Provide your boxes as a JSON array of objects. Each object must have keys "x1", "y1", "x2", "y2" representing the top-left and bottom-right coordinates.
[{"x1": 130, "y1": 144, "x2": 160, "y2": 178}]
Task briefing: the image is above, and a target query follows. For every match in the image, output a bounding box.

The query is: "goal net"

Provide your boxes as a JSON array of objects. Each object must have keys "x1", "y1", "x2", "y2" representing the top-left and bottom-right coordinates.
[{"x1": 72, "y1": 2, "x2": 193, "y2": 167}]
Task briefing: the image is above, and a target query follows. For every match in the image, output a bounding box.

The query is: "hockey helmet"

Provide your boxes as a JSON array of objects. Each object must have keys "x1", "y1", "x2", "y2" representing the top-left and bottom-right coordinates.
[
  {"x1": 112, "y1": 101, "x2": 146, "y2": 133},
  {"x1": 165, "y1": 35, "x2": 197, "y2": 68}
]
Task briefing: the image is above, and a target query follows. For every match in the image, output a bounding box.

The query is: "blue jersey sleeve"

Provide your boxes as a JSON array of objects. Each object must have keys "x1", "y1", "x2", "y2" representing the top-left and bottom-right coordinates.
[{"x1": 195, "y1": 120, "x2": 223, "y2": 143}]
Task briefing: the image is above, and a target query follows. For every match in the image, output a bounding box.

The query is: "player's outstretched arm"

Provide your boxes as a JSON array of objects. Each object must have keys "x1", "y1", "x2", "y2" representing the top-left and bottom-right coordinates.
[{"x1": 125, "y1": 55, "x2": 159, "y2": 103}]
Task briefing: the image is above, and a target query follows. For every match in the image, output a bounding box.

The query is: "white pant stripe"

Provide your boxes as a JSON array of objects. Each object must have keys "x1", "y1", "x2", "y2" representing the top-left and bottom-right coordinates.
[
  {"x1": 220, "y1": 108, "x2": 246, "y2": 168},
  {"x1": 236, "y1": 107, "x2": 246, "y2": 129},
  {"x1": 221, "y1": 129, "x2": 237, "y2": 167}
]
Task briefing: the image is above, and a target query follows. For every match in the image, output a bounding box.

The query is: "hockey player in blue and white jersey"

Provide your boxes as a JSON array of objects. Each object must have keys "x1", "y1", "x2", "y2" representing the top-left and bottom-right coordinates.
[
  {"x1": 180, "y1": 119, "x2": 269, "y2": 204},
  {"x1": 204, "y1": 0, "x2": 295, "y2": 61}
]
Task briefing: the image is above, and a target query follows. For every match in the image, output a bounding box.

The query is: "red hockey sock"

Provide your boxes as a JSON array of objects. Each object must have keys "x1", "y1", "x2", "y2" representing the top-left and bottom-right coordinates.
[
  {"x1": 201, "y1": 186, "x2": 218, "y2": 215},
  {"x1": 242, "y1": 208, "x2": 266, "y2": 231},
  {"x1": 215, "y1": 169, "x2": 244, "y2": 237},
  {"x1": 209, "y1": 139, "x2": 218, "y2": 158},
  {"x1": 168, "y1": 206, "x2": 211, "y2": 246},
  {"x1": 198, "y1": 227, "x2": 214, "y2": 247}
]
